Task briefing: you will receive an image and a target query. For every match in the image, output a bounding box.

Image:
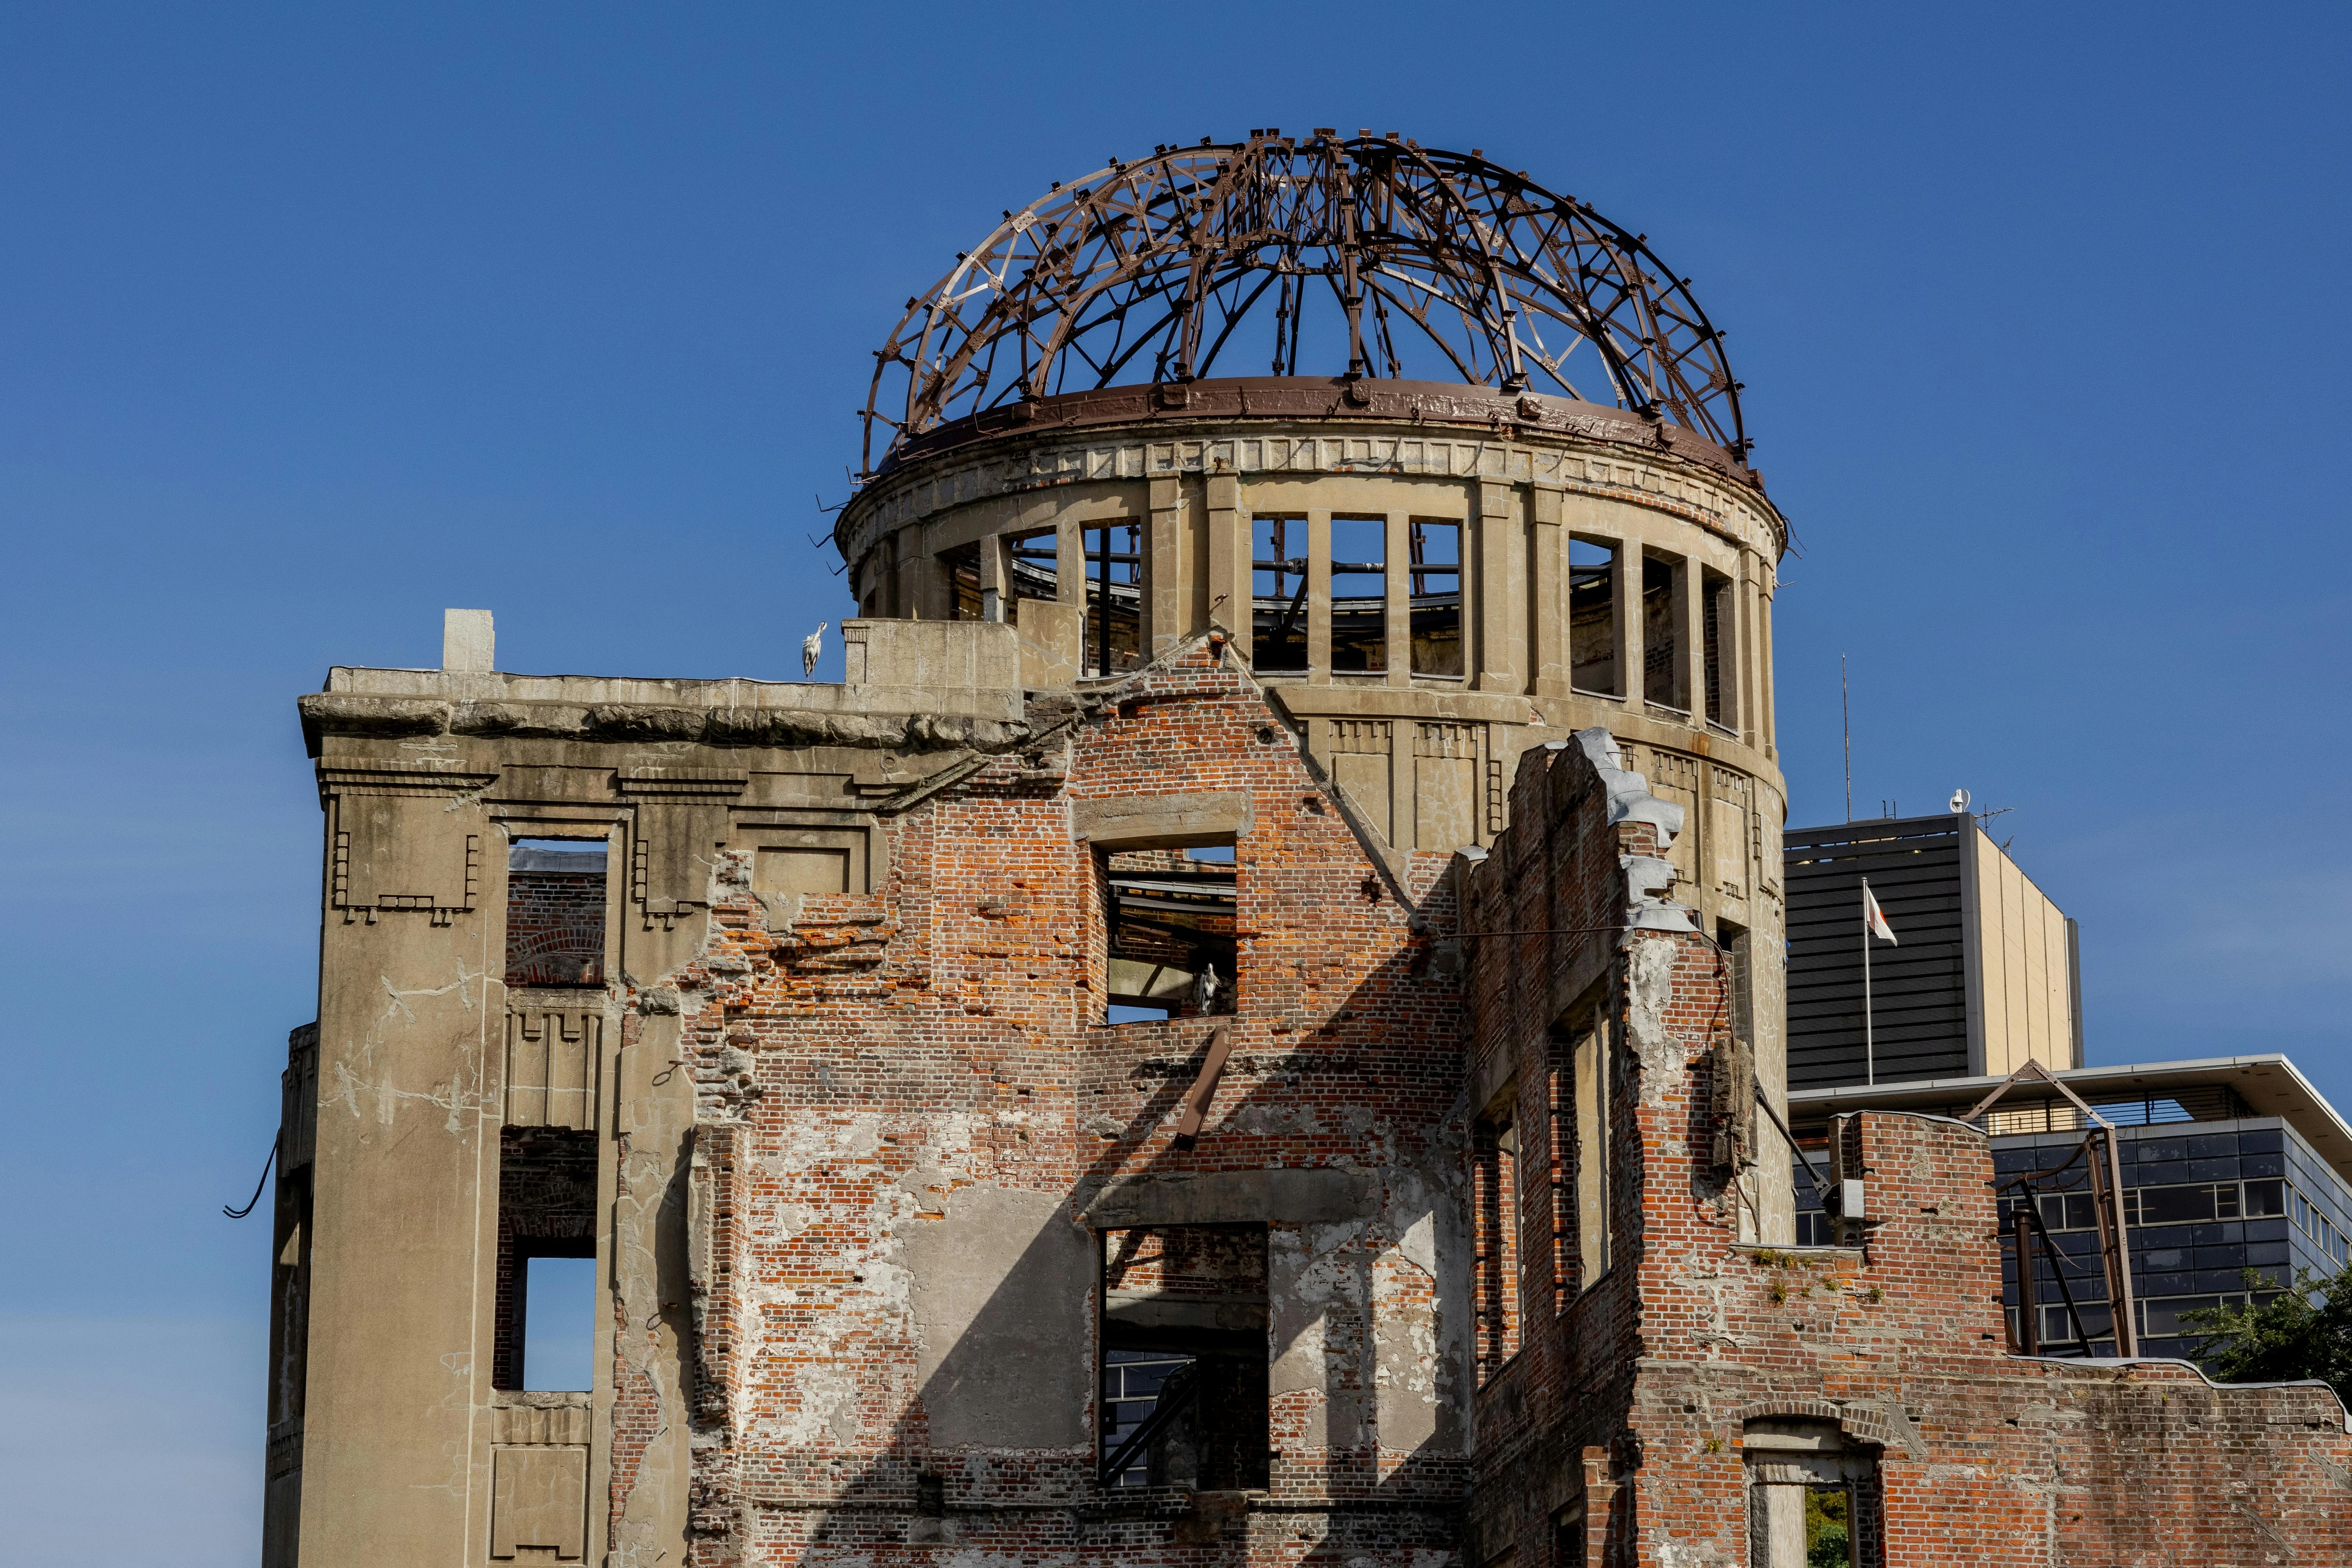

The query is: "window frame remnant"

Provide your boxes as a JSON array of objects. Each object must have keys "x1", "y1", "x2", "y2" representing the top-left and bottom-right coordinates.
[
  {"x1": 1567, "y1": 537, "x2": 1617, "y2": 696},
  {"x1": 1097, "y1": 1224, "x2": 1271, "y2": 1491},
  {"x1": 1102, "y1": 840, "x2": 1236, "y2": 1020},
  {"x1": 1744, "y1": 1419, "x2": 1882, "y2": 1568},
  {"x1": 1407, "y1": 517, "x2": 1463, "y2": 677},
  {"x1": 1251, "y1": 514, "x2": 1310, "y2": 671},
  {"x1": 1474, "y1": 1105, "x2": 1522, "y2": 1376},
  {"x1": 1328, "y1": 514, "x2": 1389, "y2": 672}
]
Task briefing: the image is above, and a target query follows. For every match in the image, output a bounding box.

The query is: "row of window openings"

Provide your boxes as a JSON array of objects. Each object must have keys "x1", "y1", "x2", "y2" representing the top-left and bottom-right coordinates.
[
  {"x1": 922, "y1": 523, "x2": 1738, "y2": 719},
  {"x1": 1471, "y1": 1019, "x2": 1613, "y2": 1380},
  {"x1": 1797, "y1": 1174, "x2": 2347, "y2": 1263}
]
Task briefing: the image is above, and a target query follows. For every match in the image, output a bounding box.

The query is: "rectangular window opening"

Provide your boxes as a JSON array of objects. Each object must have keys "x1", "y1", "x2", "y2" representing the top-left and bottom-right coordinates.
[
  {"x1": 940, "y1": 542, "x2": 985, "y2": 621},
  {"x1": 1251, "y1": 516, "x2": 1308, "y2": 671},
  {"x1": 1099, "y1": 1225, "x2": 1269, "y2": 1490},
  {"x1": 1746, "y1": 1422, "x2": 1881, "y2": 1568},
  {"x1": 1103, "y1": 842, "x2": 1236, "y2": 1021},
  {"x1": 506, "y1": 838, "x2": 608, "y2": 988},
  {"x1": 1567, "y1": 539, "x2": 1617, "y2": 695},
  {"x1": 1408, "y1": 519, "x2": 1463, "y2": 677},
  {"x1": 1086, "y1": 523, "x2": 1143, "y2": 676},
  {"x1": 1005, "y1": 529, "x2": 1058, "y2": 623},
  {"x1": 1702, "y1": 569, "x2": 1733, "y2": 727},
  {"x1": 1330, "y1": 515, "x2": 1387, "y2": 672},
  {"x1": 495, "y1": 1127, "x2": 599, "y2": 1392},
  {"x1": 1642, "y1": 554, "x2": 1680, "y2": 710},
  {"x1": 1474, "y1": 1110, "x2": 1521, "y2": 1377}
]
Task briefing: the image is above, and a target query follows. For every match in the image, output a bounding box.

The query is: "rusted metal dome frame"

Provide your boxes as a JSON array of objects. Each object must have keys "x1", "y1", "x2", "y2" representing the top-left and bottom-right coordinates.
[{"x1": 860, "y1": 130, "x2": 1748, "y2": 476}]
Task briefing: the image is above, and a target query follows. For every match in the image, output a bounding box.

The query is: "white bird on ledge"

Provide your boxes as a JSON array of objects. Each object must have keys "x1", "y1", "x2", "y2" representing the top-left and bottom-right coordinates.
[{"x1": 802, "y1": 621, "x2": 828, "y2": 680}]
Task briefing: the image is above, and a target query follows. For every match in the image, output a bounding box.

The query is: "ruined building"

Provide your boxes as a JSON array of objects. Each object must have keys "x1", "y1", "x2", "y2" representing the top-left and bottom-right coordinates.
[{"x1": 263, "y1": 133, "x2": 2352, "y2": 1566}]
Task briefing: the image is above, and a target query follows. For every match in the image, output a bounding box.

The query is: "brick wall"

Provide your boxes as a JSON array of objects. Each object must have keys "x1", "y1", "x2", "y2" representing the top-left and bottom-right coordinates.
[
  {"x1": 1461, "y1": 735, "x2": 2352, "y2": 1566},
  {"x1": 506, "y1": 867, "x2": 606, "y2": 986}
]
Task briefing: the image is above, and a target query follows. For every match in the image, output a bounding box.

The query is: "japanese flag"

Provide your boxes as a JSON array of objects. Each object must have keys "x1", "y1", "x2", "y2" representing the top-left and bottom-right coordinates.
[{"x1": 1863, "y1": 882, "x2": 1898, "y2": 944}]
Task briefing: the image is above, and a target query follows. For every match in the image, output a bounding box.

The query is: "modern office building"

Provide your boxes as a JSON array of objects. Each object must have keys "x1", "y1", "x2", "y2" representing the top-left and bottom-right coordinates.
[{"x1": 1784, "y1": 812, "x2": 2080, "y2": 1089}]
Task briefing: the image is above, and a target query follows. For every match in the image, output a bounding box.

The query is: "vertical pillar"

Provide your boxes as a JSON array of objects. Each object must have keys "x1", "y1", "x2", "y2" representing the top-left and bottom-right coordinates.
[
  {"x1": 1056, "y1": 516, "x2": 1085, "y2": 606},
  {"x1": 978, "y1": 532, "x2": 1006, "y2": 622},
  {"x1": 1147, "y1": 477, "x2": 1183, "y2": 657},
  {"x1": 1383, "y1": 512, "x2": 1410, "y2": 687},
  {"x1": 1306, "y1": 510, "x2": 1332, "y2": 683},
  {"x1": 1679, "y1": 554, "x2": 1705, "y2": 718},
  {"x1": 1390, "y1": 722, "x2": 1416, "y2": 850},
  {"x1": 1757, "y1": 571, "x2": 1778, "y2": 760},
  {"x1": 1530, "y1": 485, "x2": 1568, "y2": 699},
  {"x1": 1476, "y1": 481, "x2": 1521, "y2": 692},
  {"x1": 1207, "y1": 471, "x2": 1245, "y2": 659},
  {"x1": 1616, "y1": 543, "x2": 1645, "y2": 708}
]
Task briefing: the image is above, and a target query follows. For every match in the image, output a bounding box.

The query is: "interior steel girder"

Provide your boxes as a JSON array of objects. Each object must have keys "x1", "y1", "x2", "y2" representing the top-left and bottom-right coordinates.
[{"x1": 860, "y1": 131, "x2": 1746, "y2": 475}]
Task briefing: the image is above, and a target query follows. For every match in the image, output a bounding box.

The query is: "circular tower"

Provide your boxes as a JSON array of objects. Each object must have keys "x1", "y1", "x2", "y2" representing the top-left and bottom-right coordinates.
[{"x1": 836, "y1": 127, "x2": 1789, "y2": 1095}]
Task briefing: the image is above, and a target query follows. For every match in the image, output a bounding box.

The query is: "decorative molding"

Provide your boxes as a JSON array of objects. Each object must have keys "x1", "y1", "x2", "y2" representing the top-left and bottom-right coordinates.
[
  {"x1": 616, "y1": 767, "x2": 749, "y2": 798},
  {"x1": 330, "y1": 829, "x2": 481, "y2": 926},
  {"x1": 504, "y1": 1004, "x2": 603, "y2": 1131},
  {"x1": 315, "y1": 755, "x2": 497, "y2": 801}
]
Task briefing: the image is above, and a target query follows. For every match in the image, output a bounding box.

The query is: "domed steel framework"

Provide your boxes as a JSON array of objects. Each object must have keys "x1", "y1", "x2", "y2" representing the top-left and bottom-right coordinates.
[{"x1": 860, "y1": 129, "x2": 1748, "y2": 475}]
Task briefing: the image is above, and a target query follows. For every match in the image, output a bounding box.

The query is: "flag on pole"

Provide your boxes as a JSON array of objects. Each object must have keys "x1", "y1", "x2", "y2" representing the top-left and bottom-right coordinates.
[{"x1": 1862, "y1": 882, "x2": 1898, "y2": 944}]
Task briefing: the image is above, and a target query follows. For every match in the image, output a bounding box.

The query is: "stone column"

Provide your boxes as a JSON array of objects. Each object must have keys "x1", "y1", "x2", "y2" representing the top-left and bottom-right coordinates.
[
  {"x1": 1207, "y1": 471, "x2": 1246, "y2": 660},
  {"x1": 1384, "y1": 512, "x2": 1410, "y2": 687},
  {"x1": 1476, "y1": 481, "x2": 1523, "y2": 693},
  {"x1": 1056, "y1": 516, "x2": 1085, "y2": 606},
  {"x1": 1307, "y1": 510, "x2": 1332, "y2": 683},
  {"x1": 979, "y1": 532, "x2": 1006, "y2": 622},
  {"x1": 1617, "y1": 542, "x2": 1645, "y2": 708},
  {"x1": 1758, "y1": 571, "x2": 1778, "y2": 761},
  {"x1": 1530, "y1": 485, "x2": 1568, "y2": 699},
  {"x1": 1147, "y1": 476, "x2": 1183, "y2": 656}
]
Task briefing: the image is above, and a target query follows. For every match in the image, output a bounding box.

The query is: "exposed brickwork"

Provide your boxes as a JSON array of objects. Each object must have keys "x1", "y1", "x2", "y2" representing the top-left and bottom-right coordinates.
[
  {"x1": 506, "y1": 866, "x2": 607, "y2": 986},
  {"x1": 1460, "y1": 737, "x2": 2352, "y2": 1566}
]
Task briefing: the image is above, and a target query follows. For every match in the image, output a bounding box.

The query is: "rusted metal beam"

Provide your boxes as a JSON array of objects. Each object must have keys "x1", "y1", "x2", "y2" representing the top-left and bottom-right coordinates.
[{"x1": 1170, "y1": 1024, "x2": 1232, "y2": 1151}]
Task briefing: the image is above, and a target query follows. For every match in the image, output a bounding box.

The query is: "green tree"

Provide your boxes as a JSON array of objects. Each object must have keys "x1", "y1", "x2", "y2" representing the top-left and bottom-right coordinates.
[
  {"x1": 2180, "y1": 1265, "x2": 2352, "y2": 1399},
  {"x1": 1804, "y1": 1486, "x2": 1851, "y2": 1568}
]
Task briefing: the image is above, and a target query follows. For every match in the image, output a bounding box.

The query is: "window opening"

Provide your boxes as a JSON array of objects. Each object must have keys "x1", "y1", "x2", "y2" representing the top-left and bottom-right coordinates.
[
  {"x1": 1568, "y1": 539, "x2": 1617, "y2": 694},
  {"x1": 506, "y1": 839, "x2": 608, "y2": 988},
  {"x1": 1573, "y1": 1020, "x2": 1612, "y2": 1285},
  {"x1": 940, "y1": 542, "x2": 985, "y2": 620},
  {"x1": 1642, "y1": 554, "x2": 1679, "y2": 709},
  {"x1": 1086, "y1": 523, "x2": 1143, "y2": 675},
  {"x1": 495, "y1": 1127, "x2": 597, "y2": 1391},
  {"x1": 1474, "y1": 1111, "x2": 1521, "y2": 1376},
  {"x1": 1745, "y1": 1421, "x2": 1881, "y2": 1568},
  {"x1": 1702, "y1": 570, "x2": 1733, "y2": 726},
  {"x1": 523, "y1": 1256, "x2": 597, "y2": 1393},
  {"x1": 1005, "y1": 529, "x2": 1058, "y2": 623},
  {"x1": 1251, "y1": 516, "x2": 1308, "y2": 671},
  {"x1": 1408, "y1": 519, "x2": 1462, "y2": 676},
  {"x1": 1103, "y1": 842, "x2": 1235, "y2": 1020},
  {"x1": 1099, "y1": 1225, "x2": 1269, "y2": 1490},
  {"x1": 1719, "y1": 920, "x2": 1753, "y2": 1045},
  {"x1": 1330, "y1": 515, "x2": 1387, "y2": 671}
]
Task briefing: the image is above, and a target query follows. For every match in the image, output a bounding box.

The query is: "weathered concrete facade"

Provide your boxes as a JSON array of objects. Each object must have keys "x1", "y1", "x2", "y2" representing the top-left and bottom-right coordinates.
[{"x1": 263, "y1": 137, "x2": 2351, "y2": 1565}]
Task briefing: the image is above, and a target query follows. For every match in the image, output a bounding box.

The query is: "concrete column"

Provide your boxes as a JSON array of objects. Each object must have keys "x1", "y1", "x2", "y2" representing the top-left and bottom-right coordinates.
[
  {"x1": 1307, "y1": 510, "x2": 1332, "y2": 683},
  {"x1": 1476, "y1": 481, "x2": 1522, "y2": 692},
  {"x1": 1147, "y1": 477, "x2": 1183, "y2": 656},
  {"x1": 1616, "y1": 543, "x2": 1645, "y2": 707},
  {"x1": 1530, "y1": 485, "x2": 1568, "y2": 698},
  {"x1": 1390, "y1": 722, "x2": 1416, "y2": 849},
  {"x1": 1679, "y1": 554, "x2": 1705, "y2": 718},
  {"x1": 1056, "y1": 516, "x2": 1085, "y2": 606},
  {"x1": 1758, "y1": 571, "x2": 1778, "y2": 760},
  {"x1": 1738, "y1": 554, "x2": 1762, "y2": 749},
  {"x1": 978, "y1": 533, "x2": 1006, "y2": 622},
  {"x1": 1207, "y1": 472, "x2": 1245, "y2": 658},
  {"x1": 1383, "y1": 512, "x2": 1410, "y2": 687}
]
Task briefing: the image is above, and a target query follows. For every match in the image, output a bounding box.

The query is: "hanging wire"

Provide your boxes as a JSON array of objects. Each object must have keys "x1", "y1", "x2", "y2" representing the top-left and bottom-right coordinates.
[{"x1": 222, "y1": 1139, "x2": 278, "y2": 1219}]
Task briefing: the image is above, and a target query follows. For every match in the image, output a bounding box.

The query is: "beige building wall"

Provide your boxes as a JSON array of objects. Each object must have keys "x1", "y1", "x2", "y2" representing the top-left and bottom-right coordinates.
[{"x1": 1964, "y1": 824, "x2": 2081, "y2": 1077}]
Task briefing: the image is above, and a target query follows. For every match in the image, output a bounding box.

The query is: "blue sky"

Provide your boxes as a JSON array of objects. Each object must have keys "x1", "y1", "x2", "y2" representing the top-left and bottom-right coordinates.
[{"x1": 3, "y1": 4, "x2": 2347, "y2": 1557}]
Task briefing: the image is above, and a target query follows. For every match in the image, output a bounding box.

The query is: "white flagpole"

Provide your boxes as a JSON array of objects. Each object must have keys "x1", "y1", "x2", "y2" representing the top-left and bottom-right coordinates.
[{"x1": 1862, "y1": 876, "x2": 1875, "y2": 1085}]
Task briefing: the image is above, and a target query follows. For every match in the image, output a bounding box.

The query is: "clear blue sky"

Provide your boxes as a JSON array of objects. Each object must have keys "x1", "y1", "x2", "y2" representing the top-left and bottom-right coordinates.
[{"x1": 4, "y1": 5, "x2": 2346, "y2": 1556}]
